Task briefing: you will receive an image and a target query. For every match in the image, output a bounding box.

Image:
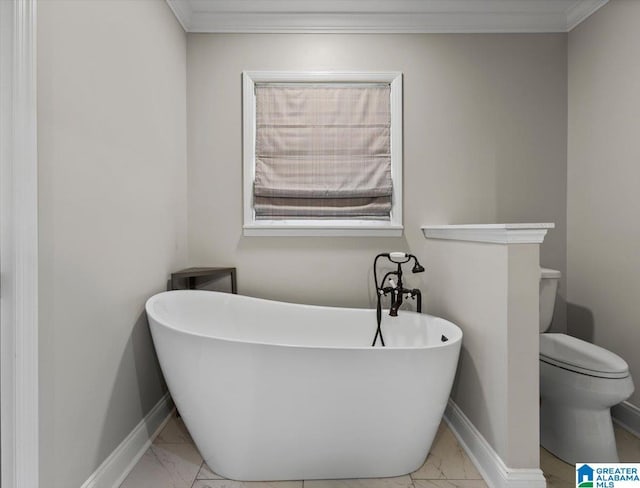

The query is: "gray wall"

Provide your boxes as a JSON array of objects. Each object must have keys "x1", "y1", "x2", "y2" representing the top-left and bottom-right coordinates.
[
  {"x1": 37, "y1": 1, "x2": 187, "y2": 486},
  {"x1": 568, "y1": 0, "x2": 640, "y2": 408},
  {"x1": 187, "y1": 34, "x2": 567, "y2": 314},
  {"x1": 34, "y1": 22, "x2": 571, "y2": 485}
]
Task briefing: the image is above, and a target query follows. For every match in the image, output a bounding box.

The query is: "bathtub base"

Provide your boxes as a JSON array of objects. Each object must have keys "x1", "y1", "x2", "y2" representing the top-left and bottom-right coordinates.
[
  {"x1": 212, "y1": 460, "x2": 427, "y2": 482},
  {"x1": 209, "y1": 450, "x2": 430, "y2": 482},
  {"x1": 197, "y1": 417, "x2": 439, "y2": 481}
]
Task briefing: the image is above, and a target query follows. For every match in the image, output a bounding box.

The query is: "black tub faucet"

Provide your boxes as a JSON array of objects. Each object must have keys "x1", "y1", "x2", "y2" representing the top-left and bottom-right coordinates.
[
  {"x1": 372, "y1": 252, "x2": 425, "y2": 347},
  {"x1": 375, "y1": 252, "x2": 425, "y2": 316}
]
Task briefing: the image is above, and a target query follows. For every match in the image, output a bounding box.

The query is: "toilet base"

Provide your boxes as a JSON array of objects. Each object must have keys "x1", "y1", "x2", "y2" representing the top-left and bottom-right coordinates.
[{"x1": 540, "y1": 399, "x2": 619, "y2": 463}]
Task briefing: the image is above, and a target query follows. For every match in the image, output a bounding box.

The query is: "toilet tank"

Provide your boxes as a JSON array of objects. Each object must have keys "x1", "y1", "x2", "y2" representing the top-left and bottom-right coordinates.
[{"x1": 540, "y1": 268, "x2": 561, "y2": 333}]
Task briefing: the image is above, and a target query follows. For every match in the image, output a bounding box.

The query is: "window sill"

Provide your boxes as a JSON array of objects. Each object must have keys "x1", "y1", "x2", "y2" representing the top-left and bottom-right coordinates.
[{"x1": 243, "y1": 221, "x2": 403, "y2": 237}]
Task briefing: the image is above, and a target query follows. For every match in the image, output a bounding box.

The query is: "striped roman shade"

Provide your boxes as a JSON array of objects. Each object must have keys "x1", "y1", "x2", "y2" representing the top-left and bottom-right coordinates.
[{"x1": 254, "y1": 84, "x2": 392, "y2": 219}]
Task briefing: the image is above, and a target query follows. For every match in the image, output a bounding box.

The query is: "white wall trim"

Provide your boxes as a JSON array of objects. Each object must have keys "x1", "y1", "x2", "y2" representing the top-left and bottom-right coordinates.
[
  {"x1": 188, "y1": 12, "x2": 569, "y2": 34},
  {"x1": 566, "y1": 0, "x2": 609, "y2": 31},
  {"x1": 0, "y1": 1, "x2": 39, "y2": 487},
  {"x1": 612, "y1": 401, "x2": 640, "y2": 440},
  {"x1": 166, "y1": 0, "x2": 608, "y2": 33},
  {"x1": 165, "y1": 0, "x2": 192, "y2": 31},
  {"x1": 422, "y1": 223, "x2": 555, "y2": 244},
  {"x1": 444, "y1": 399, "x2": 547, "y2": 488},
  {"x1": 80, "y1": 393, "x2": 174, "y2": 488},
  {"x1": 444, "y1": 400, "x2": 547, "y2": 488},
  {"x1": 243, "y1": 223, "x2": 403, "y2": 237}
]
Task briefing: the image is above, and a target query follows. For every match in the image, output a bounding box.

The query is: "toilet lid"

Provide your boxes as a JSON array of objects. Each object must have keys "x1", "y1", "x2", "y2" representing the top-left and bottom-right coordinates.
[{"x1": 540, "y1": 333, "x2": 630, "y2": 379}]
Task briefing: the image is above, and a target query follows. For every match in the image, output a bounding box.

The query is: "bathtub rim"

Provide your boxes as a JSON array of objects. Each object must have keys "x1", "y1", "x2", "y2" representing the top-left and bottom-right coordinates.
[{"x1": 146, "y1": 289, "x2": 462, "y2": 352}]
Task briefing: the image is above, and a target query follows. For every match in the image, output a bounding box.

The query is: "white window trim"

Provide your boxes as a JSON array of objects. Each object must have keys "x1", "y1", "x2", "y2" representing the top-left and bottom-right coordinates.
[{"x1": 242, "y1": 71, "x2": 403, "y2": 237}]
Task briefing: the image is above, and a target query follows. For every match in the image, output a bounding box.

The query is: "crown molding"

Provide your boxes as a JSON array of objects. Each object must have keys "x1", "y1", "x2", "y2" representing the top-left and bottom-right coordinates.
[
  {"x1": 167, "y1": 0, "x2": 609, "y2": 34},
  {"x1": 565, "y1": 0, "x2": 609, "y2": 31},
  {"x1": 166, "y1": 0, "x2": 193, "y2": 31}
]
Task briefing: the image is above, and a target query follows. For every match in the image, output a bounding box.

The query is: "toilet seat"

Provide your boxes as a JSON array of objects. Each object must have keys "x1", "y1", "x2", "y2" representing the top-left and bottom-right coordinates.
[{"x1": 540, "y1": 333, "x2": 630, "y2": 379}]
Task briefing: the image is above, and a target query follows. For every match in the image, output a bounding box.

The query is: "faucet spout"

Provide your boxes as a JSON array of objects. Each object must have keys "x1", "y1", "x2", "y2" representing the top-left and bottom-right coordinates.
[{"x1": 389, "y1": 294, "x2": 403, "y2": 316}]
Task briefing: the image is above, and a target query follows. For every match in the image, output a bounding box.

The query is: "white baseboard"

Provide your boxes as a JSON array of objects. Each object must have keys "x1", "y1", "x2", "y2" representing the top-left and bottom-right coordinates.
[
  {"x1": 612, "y1": 401, "x2": 640, "y2": 439},
  {"x1": 80, "y1": 393, "x2": 174, "y2": 488},
  {"x1": 444, "y1": 400, "x2": 547, "y2": 488}
]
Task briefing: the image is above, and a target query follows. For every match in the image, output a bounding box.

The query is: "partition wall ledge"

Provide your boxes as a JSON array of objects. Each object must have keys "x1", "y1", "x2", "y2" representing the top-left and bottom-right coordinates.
[{"x1": 421, "y1": 223, "x2": 555, "y2": 244}]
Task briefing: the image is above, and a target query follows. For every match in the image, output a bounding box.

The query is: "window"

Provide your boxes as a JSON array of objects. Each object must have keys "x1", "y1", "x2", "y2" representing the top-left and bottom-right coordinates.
[{"x1": 243, "y1": 71, "x2": 403, "y2": 236}]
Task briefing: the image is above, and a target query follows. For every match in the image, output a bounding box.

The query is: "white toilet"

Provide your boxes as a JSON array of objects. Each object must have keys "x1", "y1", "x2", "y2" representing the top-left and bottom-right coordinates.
[{"x1": 539, "y1": 268, "x2": 634, "y2": 463}]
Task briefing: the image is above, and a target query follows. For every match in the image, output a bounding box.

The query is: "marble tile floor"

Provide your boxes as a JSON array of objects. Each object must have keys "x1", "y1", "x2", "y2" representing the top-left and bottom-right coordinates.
[
  {"x1": 121, "y1": 414, "x2": 640, "y2": 488},
  {"x1": 120, "y1": 414, "x2": 488, "y2": 488},
  {"x1": 540, "y1": 425, "x2": 640, "y2": 488}
]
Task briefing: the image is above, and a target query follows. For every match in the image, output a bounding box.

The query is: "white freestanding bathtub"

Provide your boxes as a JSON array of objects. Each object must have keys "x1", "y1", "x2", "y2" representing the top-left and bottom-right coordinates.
[{"x1": 146, "y1": 290, "x2": 462, "y2": 481}]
